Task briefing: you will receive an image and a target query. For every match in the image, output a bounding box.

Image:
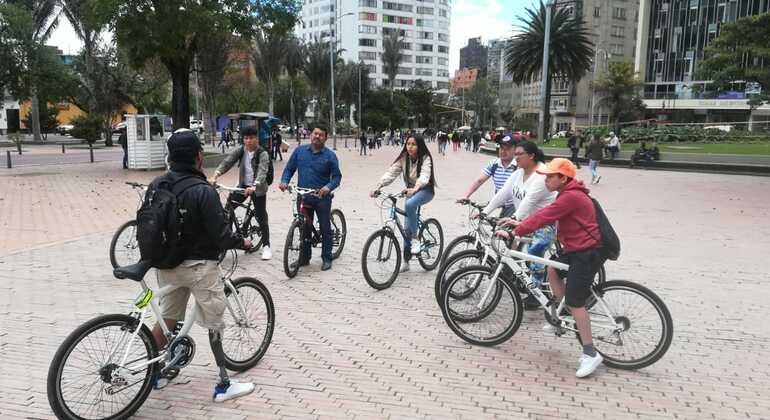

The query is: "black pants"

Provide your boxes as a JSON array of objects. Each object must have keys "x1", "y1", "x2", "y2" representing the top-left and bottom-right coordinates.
[
  {"x1": 272, "y1": 144, "x2": 282, "y2": 161},
  {"x1": 228, "y1": 191, "x2": 270, "y2": 247},
  {"x1": 359, "y1": 142, "x2": 367, "y2": 155},
  {"x1": 570, "y1": 148, "x2": 581, "y2": 168},
  {"x1": 122, "y1": 147, "x2": 128, "y2": 168}
]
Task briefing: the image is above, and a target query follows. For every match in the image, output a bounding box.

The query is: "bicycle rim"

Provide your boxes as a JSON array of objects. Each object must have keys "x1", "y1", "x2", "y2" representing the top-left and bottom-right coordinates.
[
  {"x1": 330, "y1": 209, "x2": 347, "y2": 259},
  {"x1": 221, "y1": 278, "x2": 275, "y2": 371},
  {"x1": 586, "y1": 281, "x2": 673, "y2": 370},
  {"x1": 283, "y1": 221, "x2": 302, "y2": 278},
  {"x1": 434, "y1": 249, "x2": 487, "y2": 307},
  {"x1": 111, "y1": 221, "x2": 139, "y2": 269},
  {"x1": 362, "y1": 230, "x2": 400, "y2": 290},
  {"x1": 418, "y1": 219, "x2": 444, "y2": 271}
]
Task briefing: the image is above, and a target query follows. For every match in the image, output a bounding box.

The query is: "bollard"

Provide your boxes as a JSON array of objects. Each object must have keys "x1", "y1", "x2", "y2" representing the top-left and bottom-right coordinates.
[
  {"x1": 17, "y1": 142, "x2": 22, "y2": 155},
  {"x1": 89, "y1": 143, "x2": 94, "y2": 162},
  {"x1": 6, "y1": 150, "x2": 11, "y2": 168},
  {"x1": 62, "y1": 143, "x2": 65, "y2": 154}
]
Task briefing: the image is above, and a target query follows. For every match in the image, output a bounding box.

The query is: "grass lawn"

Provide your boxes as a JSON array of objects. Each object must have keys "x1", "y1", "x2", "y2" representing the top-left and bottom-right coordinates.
[{"x1": 542, "y1": 138, "x2": 770, "y2": 155}]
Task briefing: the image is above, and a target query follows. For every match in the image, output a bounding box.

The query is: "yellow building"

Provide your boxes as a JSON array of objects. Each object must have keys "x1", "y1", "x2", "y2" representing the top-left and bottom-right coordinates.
[{"x1": 19, "y1": 100, "x2": 138, "y2": 129}]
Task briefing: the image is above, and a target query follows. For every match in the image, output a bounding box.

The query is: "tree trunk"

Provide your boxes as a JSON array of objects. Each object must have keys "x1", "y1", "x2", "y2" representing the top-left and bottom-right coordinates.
[
  {"x1": 290, "y1": 78, "x2": 298, "y2": 142},
  {"x1": 164, "y1": 58, "x2": 192, "y2": 130},
  {"x1": 31, "y1": 89, "x2": 42, "y2": 141},
  {"x1": 267, "y1": 76, "x2": 275, "y2": 115}
]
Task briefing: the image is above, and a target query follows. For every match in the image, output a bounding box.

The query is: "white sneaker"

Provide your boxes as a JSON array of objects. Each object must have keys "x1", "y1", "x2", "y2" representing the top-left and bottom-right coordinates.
[
  {"x1": 213, "y1": 380, "x2": 255, "y2": 402},
  {"x1": 575, "y1": 353, "x2": 603, "y2": 378},
  {"x1": 542, "y1": 324, "x2": 558, "y2": 335},
  {"x1": 400, "y1": 262, "x2": 410, "y2": 273},
  {"x1": 410, "y1": 240, "x2": 421, "y2": 255},
  {"x1": 261, "y1": 246, "x2": 272, "y2": 260}
]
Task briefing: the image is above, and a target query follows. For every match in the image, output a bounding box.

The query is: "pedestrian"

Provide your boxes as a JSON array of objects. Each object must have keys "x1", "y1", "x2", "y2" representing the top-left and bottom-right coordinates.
[
  {"x1": 359, "y1": 131, "x2": 368, "y2": 156},
  {"x1": 210, "y1": 126, "x2": 273, "y2": 261},
  {"x1": 607, "y1": 131, "x2": 620, "y2": 160},
  {"x1": 459, "y1": 134, "x2": 518, "y2": 216},
  {"x1": 271, "y1": 126, "x2": 283, "y2": 161},
  {"x1": 118, "y1": 127, "x2": 128, "y2": 169},
  {"x1": 279, "y1": 124, "x2": 342, "y2": 272},
  {"x1": 370, "y1": 134, "x2": 437, "y2": 273},
  {"x1": 149, "y1": 129, "x2": 255, "y2": 401},
  {"x1": 452, "y1": 130, "x2": 460, "y2": 152},
  {"x1": 586, "y1": 134, "x2": 604, "y2": 184},
  {"x1": 567, "y1": 130, "x2": 582, "y2": 169},
  {"x1": 472, "y1": 128, "x2": 482, "y2": 153}
]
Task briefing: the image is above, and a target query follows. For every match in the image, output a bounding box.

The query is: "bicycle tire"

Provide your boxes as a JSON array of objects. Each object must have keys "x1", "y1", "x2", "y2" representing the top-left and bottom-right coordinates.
[
  {"x1": 330, "y1": 209, "x2": 347, "y2": 260},
  {"x1": 283, "y1": 219, "x2": 303, "y2": 278},
  {"x1": 361, "y1": 229, "x2": 401, "y2": 290},
  {"x1": 109, "y1": 220, "x2": 139, "y2": 269},
  {"x1": 434, "y1": 249, "x2": 489, "y2": 308},
  {"x1": 440, "y1": 265, "x2": 523, "y2": 347},
  {"x1": 47, "y1": 314, "x2": 157, "y2": 420},
  {"x1": 417, "y1": 218, "x2": 444, "y2": 271},
  {"x1": 439, "y1": 234, "x2": 477, "y2": 268},
  {"x1": 578, "y1": 280, "x2": 673, "y2": 370},
  {"x1": 216, "y1": 277, "x2": 275, "y2": 371}
]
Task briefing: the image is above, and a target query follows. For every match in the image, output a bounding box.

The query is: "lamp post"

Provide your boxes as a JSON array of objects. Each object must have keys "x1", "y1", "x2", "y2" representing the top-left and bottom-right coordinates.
[
  {"x1": 590, "y1": 48, "x2": 610, "y2": 126},
  {"x1": 329, "y1": 5, "x2": 355, "y2": 150},
  {"x1": 537, "y1": 1, "x2": 553, "y2": 143}
]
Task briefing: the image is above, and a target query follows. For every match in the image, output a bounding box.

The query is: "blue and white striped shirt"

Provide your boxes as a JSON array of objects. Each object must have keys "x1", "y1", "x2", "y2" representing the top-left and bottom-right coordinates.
[{"x1": 482, "y1": 158, "x2": 517, "y2": 205}]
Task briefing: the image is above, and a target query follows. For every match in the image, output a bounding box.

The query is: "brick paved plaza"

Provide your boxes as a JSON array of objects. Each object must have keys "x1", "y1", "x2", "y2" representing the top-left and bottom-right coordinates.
[{"x1": 1, "y1": 144, "x2": 769, "y2": 419}]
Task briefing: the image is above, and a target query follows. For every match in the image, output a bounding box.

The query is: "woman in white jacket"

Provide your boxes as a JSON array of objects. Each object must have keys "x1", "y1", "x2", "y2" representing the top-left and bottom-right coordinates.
[
  {"x1": 483, "y1": 141, "x2": 557, "y2": 308},
  {"x1": 371, "y1": 134, "x2": 437, "y2": 272}
]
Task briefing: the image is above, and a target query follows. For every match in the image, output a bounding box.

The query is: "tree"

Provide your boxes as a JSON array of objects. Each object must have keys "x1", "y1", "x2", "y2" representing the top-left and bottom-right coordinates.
[
  {"x1": 304, "y1": 40, "x2": 336, "y2": 122},
  {"x1": 0, "y1": 0, "x2": 62, "y2": 140},
  {"x1": 274, "y1": 76, "x2": 310, "y2": 129},
  {"x1": 336, "y1": 61, "x2": 371, "y2": 128},
  {"x1": 465, "y1": 79, "x2": 497, "y2": 129},
  {"x1": 196, "y1": 31, "x2": 235, "y2": 143},
  {"x1": 285, "y1": 36, "x2": 306, "y2": 141},
  {"x1": 253, "y1": 29, "x2": 289, "y2": 115},
  {"x1": 402, "y1": 81, "x2": 434, "y2": 128},
  {"x1": 505, "y1": 1, "x2": 593, "y2": 140},
  {"x1": 106, "y1": 0, "x2": 300, "y2": 130},
  {"x1": 592, "y1": 62, "x2": 644, "y2": 134},
  {"x1": 697, "y1": 13, "x2": 770, "y2": 131},
  {"x1": 381, "y1": 30, "x2": 402, "y2": 97}
]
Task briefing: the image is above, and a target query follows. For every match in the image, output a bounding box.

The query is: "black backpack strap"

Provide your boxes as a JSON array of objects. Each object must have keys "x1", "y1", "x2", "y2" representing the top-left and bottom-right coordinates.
[
  {"x1": 171, "y1": 175, "x2": 208, "y2": 197},
  {"x1": 576, "y1": 195, "x2": 601, "y2": 243}
]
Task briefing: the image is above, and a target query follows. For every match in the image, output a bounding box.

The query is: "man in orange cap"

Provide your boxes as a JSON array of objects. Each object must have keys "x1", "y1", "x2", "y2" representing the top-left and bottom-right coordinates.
[{"x1": 509, "y1": 158, "x2": 607, "y2": 378}]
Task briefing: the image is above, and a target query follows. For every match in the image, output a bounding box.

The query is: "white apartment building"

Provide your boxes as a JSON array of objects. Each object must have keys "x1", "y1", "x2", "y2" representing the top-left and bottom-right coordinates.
[{"x1": 295, "y1": 0, "x2": 452, "y2": 94}]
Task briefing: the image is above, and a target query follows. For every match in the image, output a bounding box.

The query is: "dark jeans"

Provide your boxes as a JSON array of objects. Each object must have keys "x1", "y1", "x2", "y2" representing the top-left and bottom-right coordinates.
[
  {"x1": 272, "y1": 144, "x2": 282, "y2": 161},
  {"x1": 299, "y1": 194, "x2": 333, "y2": 262},
  {"x1": 228, "y1": 190, "x2": 270, "y2": 247},
  {"x1": 569, "y1": 148, "x2": 581, "y2": 168},
  {"x1": 122, "y1": 147, "x2": 128, "y2": 169},
  {"x1": 359, "y1": 142, "x2": 367, "y2": 155}
]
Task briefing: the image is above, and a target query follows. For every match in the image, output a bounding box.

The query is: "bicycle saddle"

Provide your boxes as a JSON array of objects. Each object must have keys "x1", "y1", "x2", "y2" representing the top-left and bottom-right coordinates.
[{"x1": 113, "y1": 260, "x2": 153, "y2": 281}]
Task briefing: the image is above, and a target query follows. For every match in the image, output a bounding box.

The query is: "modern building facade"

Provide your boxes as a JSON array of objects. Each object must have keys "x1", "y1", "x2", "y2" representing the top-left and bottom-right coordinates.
[
  {"x1": 295, "y1": 0, "x2": 452, "y2": 94},
  {"x1": 487, "y1": 38, "x2": 509, "y2": 91},
  {"x1": 459, "y1": 37, "x2": 488, "y2": 78},
  {"x1": 635, "y1": 0, "x2": 770, "y2": 124}
]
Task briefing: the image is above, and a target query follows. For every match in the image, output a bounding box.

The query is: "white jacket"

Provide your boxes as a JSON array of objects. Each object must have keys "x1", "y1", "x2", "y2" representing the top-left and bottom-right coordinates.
[{"x1": 483, "y1": 164, "x2": 556, "y2": 220}]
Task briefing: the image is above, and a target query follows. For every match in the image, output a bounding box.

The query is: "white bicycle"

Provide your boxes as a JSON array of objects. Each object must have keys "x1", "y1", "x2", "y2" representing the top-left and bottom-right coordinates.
[{"x1": 46, "y1": 258, "x2": 275, "y2": 420}]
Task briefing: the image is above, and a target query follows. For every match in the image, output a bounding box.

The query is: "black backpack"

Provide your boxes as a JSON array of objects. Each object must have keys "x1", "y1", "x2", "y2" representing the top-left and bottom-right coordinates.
[
  {"x1": 136, "y1": 174, "x2": 207, "y2": 269},
  {"x1": 238, "y1": 146, "x2": 273, "y2": 185},
  {"x1": 581, "y1": 196, "x2": 621, "y2": 260}
]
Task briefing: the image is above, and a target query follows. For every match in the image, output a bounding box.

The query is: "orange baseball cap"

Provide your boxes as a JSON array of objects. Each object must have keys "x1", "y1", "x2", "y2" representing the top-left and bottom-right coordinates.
[{"x1": 536, "y1": 158, "x2": 577, "y2": 178}]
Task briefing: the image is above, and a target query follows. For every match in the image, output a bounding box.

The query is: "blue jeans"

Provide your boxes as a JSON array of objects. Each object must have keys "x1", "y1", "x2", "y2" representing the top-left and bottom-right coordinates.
[
  {"x1": 299, "y1": 194, "x2": 333, "y2": 262},
  {"x1": 403, "y1": 189, "x2": 434, "y2": 259},
  {"x1": 589, "y1": 159, "x2": 599, "y2": 179},
  {"x1": 527, "y1": 225, "x2": 556, "y2": 287}
]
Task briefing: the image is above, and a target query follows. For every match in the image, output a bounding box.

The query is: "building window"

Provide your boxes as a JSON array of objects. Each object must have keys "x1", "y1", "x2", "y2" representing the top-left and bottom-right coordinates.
[
  {"x1": 419, "y1": 31, "x2": 433, "y2": 40},
  {"x1": 416, "y1": 68, "x2": 433, "y2": 76},
  {"x1": 359, "y1": 38, "x2": 377, "y2": 47},
  {"x1": 439, "y1": 9, "x2": 448, "y2": 17},
  {"x1": 416, "y1": 19, "x2": 433, "y2": 27},
  {"x1": 612, "y1": 7, "x2": 626, "y2": 19},
  {"x1": 359, "y1": 12, "x2": 376, "y2": 21},
  {"x1": 359, "y1": 24, "x2": 377, "y2": 34},
  {"x1": 359, "y1": 51, "x2": 377, "y2": 60},
  {"x1": 382, "y1": 27, "x2": 409, "y2": 37},
  {"x1": 364, "y1": 64, "x2": 377, "y2": 73},
  {"x1": 416, "y1": 55, "x2": 432, "y2": 64},
  {"x1": 320, "y1": 4, "x2": 335, "y2": 12},
  {"x1": 359, "y1": 0, "x2": 377, "y2": 7},
  {"x1": 438, "y1": 45, "x2": 448, "y2": 53},
  {"x1": 399, "y1": 42, "x2": 412, "y2": 50},
  {"x1": 416, "y1": 6, "x2": 434, "y2": 14},
  {"x1": 383, "y1": 15, "x2": 412, "y2": 24},
  {"x1": 593, "y1": 7, "x2": 600, "y2": 17},
  {"x1": 438, "y1": 57, "x2": 448, "y2": 66},
  {"x1": 438, "y1": 33, "x2": 449, "y2": 42},
  {"x1": 437, "y1": 69, "x2": 449, "y2": 77},
  {"x1": 398, "y1": 67, "x2": 412, "y2": 75},
  {"x1": 611, "y1": 25, "x2": 625, "y2": 37},
  {"x1": 400, "y1": 54, "x2": 413, "y2": 63},
  {"x1": 610, "y1": 44, "x2": 623, "y2": 55},
  {"x1": 382, "y1": 1, "x2": 412, "y2": 12},
  {"x1": 419, "y1": 43, "x2": 433, "y2": 52},
  {"x1": 439, "y1": 0, "x2": 448, "y2": 5},
  {"x1": 436, "y1": 81, "x2": 449, "y2": 89}
]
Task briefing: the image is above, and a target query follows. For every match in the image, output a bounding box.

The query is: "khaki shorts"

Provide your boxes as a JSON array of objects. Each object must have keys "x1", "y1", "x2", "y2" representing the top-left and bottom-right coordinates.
[{"x1": 157, "y1": 260, "x2": 225, "y2": 331}]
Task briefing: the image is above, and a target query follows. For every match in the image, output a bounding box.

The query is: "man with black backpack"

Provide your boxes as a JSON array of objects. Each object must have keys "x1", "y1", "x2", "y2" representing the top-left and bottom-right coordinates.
[
  {"x1": 211, "y1": 126, "x2": 273, "y2": 260},
  {"x1": 141, "y1": 129, "x2": 254, "y2": 401},
  {"x1": 509, "y1": 158, "x2": 617, "y2": 379}
]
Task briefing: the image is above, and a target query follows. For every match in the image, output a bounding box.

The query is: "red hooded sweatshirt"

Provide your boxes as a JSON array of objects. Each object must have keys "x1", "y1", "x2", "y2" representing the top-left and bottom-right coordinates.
[{"x1": 514, "y1": 178, "x2": 601, "y2": 253}]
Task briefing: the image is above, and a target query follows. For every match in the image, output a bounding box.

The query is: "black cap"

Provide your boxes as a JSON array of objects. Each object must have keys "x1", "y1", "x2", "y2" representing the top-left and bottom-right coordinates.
[
  {"x1": 499, "y1": 135, "x2": 514, "y2": 146},
  {"x1": 167, "y1": 129, "x2": 202, "y2": 164}
]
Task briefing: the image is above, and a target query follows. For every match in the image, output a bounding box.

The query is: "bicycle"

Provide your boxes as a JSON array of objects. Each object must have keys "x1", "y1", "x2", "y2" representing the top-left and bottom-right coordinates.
[
  {"x1": 47, "y1": 255, "x2": 275, "y2": 420},
  {"x1": 361, "y1": 190, "x2": 445, "y2": 290},
  {"x1": 440, "y1": 230, "x2": 673, "y2": 370},
  {"x1": 109, "y1": 182, "x2": 147, "y2": 269},
  {"x1": 215, "y1": 184, "x2": 265, "y2": 254},
  {"x1": 282, "y1": 184, "x2": 347, "y2": 278},
  {"x1": 438, "y1": 199, "x2": 488, "y2": 268}
]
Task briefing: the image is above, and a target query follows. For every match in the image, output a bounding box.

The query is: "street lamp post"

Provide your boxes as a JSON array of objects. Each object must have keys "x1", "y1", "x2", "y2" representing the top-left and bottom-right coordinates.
[
  {"x1": 537, "y1": 1, "x2": 553, "y2": 143},
  {"x1": 329, "y1": 4, "x2": 355, "y2": 150}
]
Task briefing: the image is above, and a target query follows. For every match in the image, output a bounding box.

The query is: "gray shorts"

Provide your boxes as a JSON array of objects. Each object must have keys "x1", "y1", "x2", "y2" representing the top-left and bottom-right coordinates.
[{"x1": 156, "y1": 260, "x2": 225, "y2": 331}]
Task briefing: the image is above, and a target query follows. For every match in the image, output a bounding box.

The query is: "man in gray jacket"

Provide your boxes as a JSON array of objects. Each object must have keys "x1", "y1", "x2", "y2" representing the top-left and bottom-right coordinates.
[{"x1": 211, "y1": 126, "x2": 273, "y2": 260}]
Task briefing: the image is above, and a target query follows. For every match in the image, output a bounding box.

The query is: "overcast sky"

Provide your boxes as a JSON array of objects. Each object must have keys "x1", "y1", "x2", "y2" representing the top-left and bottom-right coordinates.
[{"x1": 47, "y1": 0, "x2": 534, "y2": 74}]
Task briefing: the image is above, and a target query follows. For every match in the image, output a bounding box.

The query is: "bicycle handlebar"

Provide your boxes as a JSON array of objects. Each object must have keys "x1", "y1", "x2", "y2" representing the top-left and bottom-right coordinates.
[
  {"x1": 125, "y1": 181, "x2": 147, "y2": 189},
  {"x1": 456, "y1": 198, "x2": 487, "y2": 210},
  {"x1": 284, "y1": 184, "x2": 319, "y2": 195},
  {"x1": 371, "y1": 189, "x2": 406, "y2": 200},
  {"x1": 213, "y1": 184, "x2": 246, "y2": 194}
]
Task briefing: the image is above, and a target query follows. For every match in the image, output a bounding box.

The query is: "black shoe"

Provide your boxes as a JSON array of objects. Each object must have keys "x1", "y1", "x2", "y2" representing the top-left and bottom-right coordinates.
[
  {"x1": 290, "y1": 258, "x2": 310, "y2": 270},
  {"x1": 524, "y1": 294, "x2": 541, "y2": 310},
  {"x1": 321, "y1": 260, "x2": 332, "y2": 271}
]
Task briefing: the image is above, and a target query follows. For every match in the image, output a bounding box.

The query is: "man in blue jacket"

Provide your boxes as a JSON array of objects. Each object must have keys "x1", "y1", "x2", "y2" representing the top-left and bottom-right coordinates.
[{"x1": 278, "y1": 123, "x2": 342, "y2": 271}]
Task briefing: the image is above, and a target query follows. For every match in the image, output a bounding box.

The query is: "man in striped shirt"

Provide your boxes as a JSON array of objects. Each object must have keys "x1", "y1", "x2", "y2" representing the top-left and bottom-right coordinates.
[{"x1": 458, "y1": 135, "x2": 518, "y2": 216}]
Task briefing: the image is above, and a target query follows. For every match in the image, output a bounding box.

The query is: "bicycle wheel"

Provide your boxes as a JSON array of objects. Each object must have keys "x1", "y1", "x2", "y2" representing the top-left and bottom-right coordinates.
[
  {"x1": 440, "y1": 265, "x2": 523, "y2": 347},
  {"x1": 216, "y1": 277, "x2": 275, "y2": 372},
  {"x1": 361, "y1": 229, "x2": 401, "y2": 290},
  {"x1": 231, "y1": 207, "x2": 263, "y2": 251},
  {"x1": 434, "y1": 249, "x2": 490, "y2": 308},
  {"x1": 283, "y1": 219, "x2": 304, "y2": 278},
  {"x1": 330, "y1": 209, "x2": 347, "y2": 260},
  {"x1": 109, "y1": 220, "x2": 139, "y2": 269},
  {"x1": 580, "y1": 280, "x2": 673, "y2": 370},
  {"x1": 47, "y1": 314, "x2": 157, "y2": 420},
  {"x1": 417, "y1": 218, "x2": 444, "y2": 271},
  {"x1": 439, "y1": 234, "x2": 477, "y2": 268}
]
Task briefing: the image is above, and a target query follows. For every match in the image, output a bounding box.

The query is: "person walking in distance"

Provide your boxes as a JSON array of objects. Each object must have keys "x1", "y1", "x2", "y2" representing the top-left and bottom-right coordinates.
[
  {"x1": 149, "y1": 129, "x2": 255, "y2": 401},
  {"x1": 210, "y1": 126, "x2": 273, "y2": 260},
  {"x1": 567, "y1": 130, "x2": 582, "y2": 169},
  {"x1": 279, "y1": 124, "x2": 342, "y2": 271},
  {"x1": 458, "y1": 135, "x2": 518, "y2": 216},
  {"x1": 270, "y1": 126, "x2": 283, "y2": 161},
  {"x1": 586, "y1": 134, "x2": 604, "y2": 184},
  {"x1": 472, "y1": 128, "x2": 482, "y2": 153},
  {"x1": 118, "y1": 126, "x2": 128, "y2": 169},
  {"x1": 359, "y1": 131, "x2": 368, "y2": 156},
  {"x1": 370, "y1": 134, "x2": 437, "y2": 273}
]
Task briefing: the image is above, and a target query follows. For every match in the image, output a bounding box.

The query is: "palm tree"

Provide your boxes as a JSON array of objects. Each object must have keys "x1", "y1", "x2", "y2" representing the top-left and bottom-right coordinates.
[
  {"x1": 253, "y1": 30, "x2": 289, "y2": 115},
  {"x1": 505, "y1": 1, "x2": 593, "y2": 139},
  {"x1": 381, "y1": 31, "x2": 402, "y2": 97},
  {"x1": 337, "y1": 61, "x2": 370, "y2": 128},
  {"x1": 284, "y1": 37, "x2": 306, "y2": 141},
  {"x1": 593, "y1": 62, "x2": 643, "y2": 134},
  {"x1": 304, "y1": 40, "x2": 340, "y2": 122}
]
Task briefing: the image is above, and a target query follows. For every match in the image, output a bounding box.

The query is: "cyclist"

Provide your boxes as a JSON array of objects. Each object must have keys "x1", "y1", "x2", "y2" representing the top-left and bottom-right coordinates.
[
  {"x1": 370, "y1": 134, "x2": 437, "y2": 273},
  {"x1": 483, "y1": 141, "x2": 556, "y2": 309},
  {"x1": 458, "y1": 134, "x2": 517, "y2": 217},
  {"x1": 151, "y1": 129, "x2": 255, "y2": 401},
  {"x1": 278, "y1": 123, "x2": 342, "y2": 271},
  {"x1": 210, "y1": 126, "x2": 273, "y2": 260},
  {"x1": 506, "y1": 158, "x2": 607, "y2": 378}
]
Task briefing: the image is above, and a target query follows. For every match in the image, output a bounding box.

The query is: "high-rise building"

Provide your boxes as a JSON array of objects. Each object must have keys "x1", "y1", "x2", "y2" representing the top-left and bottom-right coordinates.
[
  {"x1": 635, "y1": 0, "x2": 770, "y2": 124},
  {"x1": 515, "y1": 0, "x2": 641, "y2": 133},
  {"x1": 295, "y1": 0, "x2": 452, "y2": 94},
  {"x1": 487, "y1": 38, "x2": 510, "y2": 90},
  {"x1": 459, "y1": 37, "x2": 488, "y2": 77}
]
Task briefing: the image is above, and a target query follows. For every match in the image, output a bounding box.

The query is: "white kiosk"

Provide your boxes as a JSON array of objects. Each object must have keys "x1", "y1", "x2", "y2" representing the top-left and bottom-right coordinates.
[{"x1": 126, "y1": 114, "x2": 169, "y2": 170}]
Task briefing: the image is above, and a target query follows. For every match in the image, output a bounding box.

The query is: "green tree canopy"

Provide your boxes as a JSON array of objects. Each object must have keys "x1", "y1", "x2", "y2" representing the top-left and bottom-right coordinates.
[{"x1": 592, "y1": 62, "x2": 644, "y2": 134}]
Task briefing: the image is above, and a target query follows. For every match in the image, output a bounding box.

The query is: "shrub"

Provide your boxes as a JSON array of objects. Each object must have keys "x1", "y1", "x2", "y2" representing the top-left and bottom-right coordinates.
[{"x1": 69, "y1": 114, "x2": 104, "y2": 144}]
